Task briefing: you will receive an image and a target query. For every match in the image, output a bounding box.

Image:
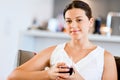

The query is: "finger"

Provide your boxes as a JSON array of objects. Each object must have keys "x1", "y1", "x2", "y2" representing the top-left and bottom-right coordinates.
[
  {"x1": 58, "y1": 67, "x2": 69, "y2": 73},
  {"x1": 57, "y1": 77, "x2": 65, "y2": 80},
  {"x1": 55, "y1": 77, "x2": 59, "y2": 80},
  {"x1": 56, "y1": 62, "x2": 66, "y2": 68},
  {"x1": 56, "y1": 77, "x2": 62, "y2": 80},
  {"x1": 54, "y1": 63, "x2": 69, "y2": 73},
  {"x1": 58, "y1": 72, "x2": 70, "y2": 79},
  {"x1": 52, "y1": 63, "x2": 64, "y2": 69},
  {"x1": 56, "y1": 76, "x2": 66, "y2": 80}
]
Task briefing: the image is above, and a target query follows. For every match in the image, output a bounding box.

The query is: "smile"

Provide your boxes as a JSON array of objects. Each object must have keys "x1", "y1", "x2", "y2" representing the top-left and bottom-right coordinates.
[{"x1": 70, "y1": 30, "x2": 80, "y2": 33}]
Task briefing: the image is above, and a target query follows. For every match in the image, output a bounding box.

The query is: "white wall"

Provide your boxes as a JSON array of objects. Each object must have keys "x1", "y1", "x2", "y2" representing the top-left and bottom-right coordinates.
[{"x1": 0, "y1": 0, "x2": 53, "y2": 79}]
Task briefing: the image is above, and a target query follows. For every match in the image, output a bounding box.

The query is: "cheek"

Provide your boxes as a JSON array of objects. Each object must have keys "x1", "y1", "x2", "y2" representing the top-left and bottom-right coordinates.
[
  {"x1": 64, "y1": 25, "x2": 70, "y2": 33},
  {"x1": 82, "y1": 24, "x2": 90, "y2": 32}
]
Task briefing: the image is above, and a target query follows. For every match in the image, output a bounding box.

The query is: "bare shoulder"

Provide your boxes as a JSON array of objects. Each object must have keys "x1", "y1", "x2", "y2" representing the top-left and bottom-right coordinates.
[
  {"x1": 32, "y1": 45, "x2": 57, "y2": 64},
  {"x1": 38, "y1": 45, "x2": 57, "y2": 53},
  {"x1": 104, "y1": 50, "x2": 115, "y2": 61},
  {"x1": 104, "y1": 50, "x2": 116, "y2": 65},
  {"x1": 37, "y1": 45, "x2": 57, "y2": 56},
  {"x1": 102, "y1": 50, "x2": 117, "y2": 80}
]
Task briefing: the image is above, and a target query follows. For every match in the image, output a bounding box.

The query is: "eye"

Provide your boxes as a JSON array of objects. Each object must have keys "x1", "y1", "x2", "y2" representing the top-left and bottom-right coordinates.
[
  {"x1": 65, "y1": 20, "x2": 72, "y2": 24},
  {"x1": 76, "y1": 19, "x2": 82, "y2": 22}
]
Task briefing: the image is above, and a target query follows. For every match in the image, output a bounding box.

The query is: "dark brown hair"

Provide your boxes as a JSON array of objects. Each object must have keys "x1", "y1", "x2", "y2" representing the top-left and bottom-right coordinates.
[{"x1": 63, "y1": 0, "x2": 92, "y2": 19}]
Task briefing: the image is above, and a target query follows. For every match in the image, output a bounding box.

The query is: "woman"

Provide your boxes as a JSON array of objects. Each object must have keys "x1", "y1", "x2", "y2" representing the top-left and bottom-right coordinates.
[{"x1": 8, "y1": 0, "x2": 117, "y2": 80}]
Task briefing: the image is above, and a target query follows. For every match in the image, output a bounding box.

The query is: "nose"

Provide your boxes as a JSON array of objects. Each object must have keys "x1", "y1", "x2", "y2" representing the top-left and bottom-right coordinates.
[{"x1": 70, "y1": 21, "x2": 78, "y2": 28}]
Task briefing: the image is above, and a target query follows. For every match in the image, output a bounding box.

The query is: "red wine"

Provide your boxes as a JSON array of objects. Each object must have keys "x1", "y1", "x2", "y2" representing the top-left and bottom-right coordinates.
[
  {"x1": 59, "y1": 67, "x2": 73, "y2": 75},
  {"x1": 69, "y1": 67, "x2": 73, "y2": 75}
]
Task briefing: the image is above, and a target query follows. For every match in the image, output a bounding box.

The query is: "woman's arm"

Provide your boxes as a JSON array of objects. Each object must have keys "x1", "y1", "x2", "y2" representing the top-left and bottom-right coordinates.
[
  {"x1": 7, "y1": 46, "x2": 56, "y2": 80},
  {"x1": 102, "y1": 50, "x2": 117, "y2": 80},
  {"x1": 7, "y1": 69, "x2": 49, "y2": 80}
]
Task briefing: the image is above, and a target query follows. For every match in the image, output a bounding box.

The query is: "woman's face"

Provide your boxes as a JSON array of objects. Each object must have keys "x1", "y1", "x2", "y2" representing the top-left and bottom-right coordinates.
[{"x1": 64, "y1": 8, "x2": 93, "y2": 40}]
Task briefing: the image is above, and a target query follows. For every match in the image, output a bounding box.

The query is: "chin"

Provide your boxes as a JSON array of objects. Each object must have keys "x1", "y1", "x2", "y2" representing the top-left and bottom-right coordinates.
[{"x1": 71, "y1": 36, "x2": 81, "y2": 40}]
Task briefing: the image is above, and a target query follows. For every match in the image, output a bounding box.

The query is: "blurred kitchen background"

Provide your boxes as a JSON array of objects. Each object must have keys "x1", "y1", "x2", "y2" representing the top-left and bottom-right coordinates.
[{"x1": 0, "y1": 0, "x2": 120, "y2": 79}]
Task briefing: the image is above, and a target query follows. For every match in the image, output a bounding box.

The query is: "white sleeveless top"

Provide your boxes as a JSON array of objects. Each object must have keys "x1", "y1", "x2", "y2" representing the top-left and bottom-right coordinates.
[{"x1": 50, "y1": 43, "x2": 104, "y2": 80}]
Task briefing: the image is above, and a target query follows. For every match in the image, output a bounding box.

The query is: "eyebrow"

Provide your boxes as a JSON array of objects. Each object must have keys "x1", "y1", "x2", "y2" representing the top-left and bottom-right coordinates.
[
  {"x1": 76, "y1": 16, "x2": 83, "y2": 18},
  {"x1": 65, "y1": 16, "x2": 83, "y2": 20}
]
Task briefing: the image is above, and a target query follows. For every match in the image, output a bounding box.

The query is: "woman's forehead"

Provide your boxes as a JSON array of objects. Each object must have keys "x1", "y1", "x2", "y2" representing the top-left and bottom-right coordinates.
[{"x1": 65, "y1": 8, "x2": 86, "y2": 19}]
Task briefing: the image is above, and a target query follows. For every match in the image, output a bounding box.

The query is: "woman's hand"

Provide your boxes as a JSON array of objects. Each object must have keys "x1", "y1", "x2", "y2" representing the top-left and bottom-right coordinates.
[
  {"x1": 47, "y1": 62, "x2": 70, "y2": 80},
  {"x1": 55, "y1": 65, "x2": 84, "y2": 80}
]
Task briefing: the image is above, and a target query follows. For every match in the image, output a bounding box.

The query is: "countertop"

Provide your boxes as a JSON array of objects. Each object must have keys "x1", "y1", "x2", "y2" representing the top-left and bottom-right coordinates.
[{"x1": 20, "y1": 30, "x2": 120, "y2": 43}]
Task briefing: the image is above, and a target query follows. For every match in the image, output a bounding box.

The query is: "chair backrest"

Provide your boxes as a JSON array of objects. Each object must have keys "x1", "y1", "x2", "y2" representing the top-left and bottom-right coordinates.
[
  {"x1": 114, "y1": 56, "x2": 120, "y2": 80},
  {"x1": 17, "y1": 50, "x2": 36, "y2": 66}
]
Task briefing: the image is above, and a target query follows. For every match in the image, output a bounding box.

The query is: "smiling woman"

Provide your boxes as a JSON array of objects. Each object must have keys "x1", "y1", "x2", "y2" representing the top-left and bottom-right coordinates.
[
  {"x1": 7, "y1": 0, "x2": 117, "y2": 80},
  {"x1": 64, "y1": 8, "x2": 94, "y2": 40}
]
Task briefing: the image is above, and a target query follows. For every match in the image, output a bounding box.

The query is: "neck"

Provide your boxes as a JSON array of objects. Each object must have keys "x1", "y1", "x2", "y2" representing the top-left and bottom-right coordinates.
[{"x1": 69, "y1": 37, "x2": 93, "y2": 50}]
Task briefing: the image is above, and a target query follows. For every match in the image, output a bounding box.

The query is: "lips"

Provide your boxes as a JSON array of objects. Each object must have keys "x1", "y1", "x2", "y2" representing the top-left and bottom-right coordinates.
[{"x1": 70, "y1": 30, "x2": 80, "y2": 33}]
